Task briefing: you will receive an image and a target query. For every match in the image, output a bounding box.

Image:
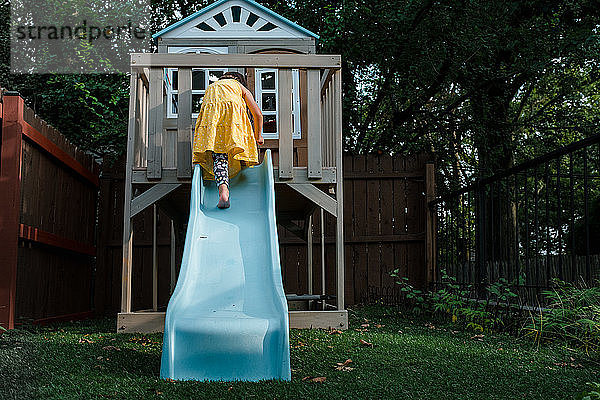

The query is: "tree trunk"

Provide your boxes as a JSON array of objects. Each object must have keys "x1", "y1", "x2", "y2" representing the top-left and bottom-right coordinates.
[{"x1": 472, "y1": 83, "x2": 518, "y2": 295}]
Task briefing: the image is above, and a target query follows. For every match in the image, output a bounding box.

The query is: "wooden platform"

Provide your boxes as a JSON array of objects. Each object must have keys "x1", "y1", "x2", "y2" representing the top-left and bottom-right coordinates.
[{"x1": 117, "y1": 310, "x2": 348, "y2": 333}]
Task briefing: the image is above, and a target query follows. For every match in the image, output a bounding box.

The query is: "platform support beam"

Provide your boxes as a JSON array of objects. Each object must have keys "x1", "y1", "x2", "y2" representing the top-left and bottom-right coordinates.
[
  {"x1": 334, "y1": 69, "x2": 345, "y2": 312},
  {"x1": 287, "y1": 183, "x2": 337, "y2": 217},
  {"x1": 122, "y1": 70, "x2": 138, "y2": 314},
  {"x1": 130, "y1": 183, "x2": 181, "y2": 217}
]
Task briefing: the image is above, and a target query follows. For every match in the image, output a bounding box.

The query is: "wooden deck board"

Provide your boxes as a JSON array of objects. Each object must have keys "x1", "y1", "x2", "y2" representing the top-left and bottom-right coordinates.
[{"x1": 117, "y1": 310, "x2": 348, "y2": 333}]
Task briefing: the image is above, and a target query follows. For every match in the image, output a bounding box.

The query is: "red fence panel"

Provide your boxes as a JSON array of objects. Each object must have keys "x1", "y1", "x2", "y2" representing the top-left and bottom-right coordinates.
[{"x1": 0, "y1": 91, "x2": 100, "y2": 329}]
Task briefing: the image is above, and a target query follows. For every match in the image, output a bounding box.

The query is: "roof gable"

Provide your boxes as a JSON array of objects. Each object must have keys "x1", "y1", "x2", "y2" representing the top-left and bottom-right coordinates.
[{"x1": 152, "y1": 0, "x2": 319, "y2": 40}]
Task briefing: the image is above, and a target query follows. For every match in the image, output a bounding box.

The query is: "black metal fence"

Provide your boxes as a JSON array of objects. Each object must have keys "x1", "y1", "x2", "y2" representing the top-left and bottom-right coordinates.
[{"x1": 430, "y1": 134, "x2": 600, "y2": 306}]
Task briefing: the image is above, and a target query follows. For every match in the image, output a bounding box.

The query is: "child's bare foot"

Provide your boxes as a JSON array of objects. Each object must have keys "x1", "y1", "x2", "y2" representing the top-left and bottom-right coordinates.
[{"x1": 217, "y1": 184, "x2": 230, "y2": 208}]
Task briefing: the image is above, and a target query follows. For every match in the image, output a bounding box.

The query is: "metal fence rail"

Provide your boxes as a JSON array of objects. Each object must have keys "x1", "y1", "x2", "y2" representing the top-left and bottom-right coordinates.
[{"x1": 429, "y1": 134, "x2": 600, "y2": 306}]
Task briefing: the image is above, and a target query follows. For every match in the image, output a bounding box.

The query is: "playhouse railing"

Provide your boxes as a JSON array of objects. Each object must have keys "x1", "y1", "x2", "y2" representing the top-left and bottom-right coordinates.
[{"x1": 127, "y1": 53, "x2": 342, "y2": 183}]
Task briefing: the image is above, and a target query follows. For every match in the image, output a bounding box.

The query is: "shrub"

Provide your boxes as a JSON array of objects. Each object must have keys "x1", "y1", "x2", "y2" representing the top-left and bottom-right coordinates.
[
  {"x1": 575, "y1": 382, "x2": 600, "y2": 400},
  {"x1": 390, "y1": 268, "x2": 523, "y2": 333},
  {"x1": 522, "y1": 278, "x2": 600, "y2": 354}
]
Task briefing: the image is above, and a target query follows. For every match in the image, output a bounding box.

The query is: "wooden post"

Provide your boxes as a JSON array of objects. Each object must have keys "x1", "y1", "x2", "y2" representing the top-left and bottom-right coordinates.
[
  {"x1": 147, "y1": 67, "x2": 163, "y2": 179},
  {"x1": 307, "y1": 214, "x2": 313, "y2": 309},
  {"x1": 94, "y1": 163, "x2": 112, "y2": 315},
  {"x1": 170, "y1": 220, "x2": 176, "y2": 294},
  {"x1": 0, "y1": 93, "x2": 24, "y2": 330},
  {"x1": 320, "y1": 208, "x2": 326, "y2": 311},
  {"x1": 278, "y1": 68, "x2": 293, "y2": 179},
  {"x1": 122, "y1": 70, "x2": 138, "y2": 313},
  {"x1": 329, "y1": 78, "x2": 335, "y2": 170},
  {"x1": 320, "y1": 80, "x2": 327, "y2": 167},
  {"x1": 307, "y1": 69, "x2": 322, "y2": 178},
  {"x1": 177, "y1": 67, "x2": 192, "y2": 179},
  {"x1": 425, "y1": 162, "x2": 436, "y2": 286},
  {"x1": 334, "y1": 70, "x2": 345, "y2": 312},
  {"x1": 153, "y1": 204, "x2": 158, "y2": 311}
]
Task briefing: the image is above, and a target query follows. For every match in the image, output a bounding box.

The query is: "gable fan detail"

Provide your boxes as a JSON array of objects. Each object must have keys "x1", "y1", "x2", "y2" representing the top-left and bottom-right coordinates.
[
  {"x1": 192, "y1": 4, "x2": 284, "y2": 35},
  {"x1": 154, "y1": 0, "x2": 319, "y2": 40}
]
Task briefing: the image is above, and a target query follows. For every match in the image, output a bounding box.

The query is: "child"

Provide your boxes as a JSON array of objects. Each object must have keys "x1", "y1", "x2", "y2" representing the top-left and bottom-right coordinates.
[{"x1": 192, "y1": 72, "x2": 264, "y2": 209}]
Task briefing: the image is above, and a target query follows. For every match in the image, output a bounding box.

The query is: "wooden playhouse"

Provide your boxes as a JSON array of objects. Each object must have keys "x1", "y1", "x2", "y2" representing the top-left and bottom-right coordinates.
[{"x1": 118, "y1": 0, "x2": 346, "y2": 332}]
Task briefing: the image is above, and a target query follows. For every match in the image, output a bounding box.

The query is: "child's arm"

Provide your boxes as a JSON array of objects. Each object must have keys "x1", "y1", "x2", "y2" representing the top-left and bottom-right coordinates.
[{"x1": 240, "y1": 85, "x2": 264, "y2": 145}]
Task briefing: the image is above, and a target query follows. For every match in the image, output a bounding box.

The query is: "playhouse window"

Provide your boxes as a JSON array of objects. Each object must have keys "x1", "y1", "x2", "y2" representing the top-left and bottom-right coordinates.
[
  {"x1": 166, "y1": 68, "x2": 227, "y2": 118},
  {"x1": 254, "y1": 69, "x2": 301, "y2": 140},
  {"x1": 165, "y1": 46, "x2": 228, "y2": 119}
]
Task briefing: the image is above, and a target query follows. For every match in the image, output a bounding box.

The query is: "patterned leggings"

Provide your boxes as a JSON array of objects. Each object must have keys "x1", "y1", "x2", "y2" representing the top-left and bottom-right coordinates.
[{"x1": 212, "y1": 152, "x2": 229, "y2": 188}]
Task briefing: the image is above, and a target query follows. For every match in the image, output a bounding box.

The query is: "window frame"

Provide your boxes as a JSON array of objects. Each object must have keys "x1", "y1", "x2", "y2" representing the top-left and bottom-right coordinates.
[
  {"x1": 255, "y1": 68, "x2": 279, "y2": 139},
  {"x1": 254, "y1": 68, "x2": 301, "y2": 140},
  {"x1": 166, "y1": 68, "x2": 228, "y2": 119},
  {"x1": 164, "y1": 46, "x2": 229, "y2": 120}
]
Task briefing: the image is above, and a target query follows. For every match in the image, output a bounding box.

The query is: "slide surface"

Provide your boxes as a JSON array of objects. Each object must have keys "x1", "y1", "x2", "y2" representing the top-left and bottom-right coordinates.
[{"x1": 160, "y1": 150, "x2": 291, "y2": 382}]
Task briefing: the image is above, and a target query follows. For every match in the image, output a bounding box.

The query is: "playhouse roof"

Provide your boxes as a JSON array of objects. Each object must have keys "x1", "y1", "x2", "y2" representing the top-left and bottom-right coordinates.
[{"x1": 152, "y1": 0, "x2": 319, "y2": 40}]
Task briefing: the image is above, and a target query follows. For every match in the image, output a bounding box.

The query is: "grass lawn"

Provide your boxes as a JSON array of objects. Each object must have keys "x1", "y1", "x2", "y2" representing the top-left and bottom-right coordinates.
[{"x1": 1, "y1": 304, "x2": 598, "y2": 400}]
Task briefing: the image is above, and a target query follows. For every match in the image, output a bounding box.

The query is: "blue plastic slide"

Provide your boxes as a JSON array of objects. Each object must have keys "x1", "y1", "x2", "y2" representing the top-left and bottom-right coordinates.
[{"x1": 160, "y1": 149, "x2": 291, "y2": 382}]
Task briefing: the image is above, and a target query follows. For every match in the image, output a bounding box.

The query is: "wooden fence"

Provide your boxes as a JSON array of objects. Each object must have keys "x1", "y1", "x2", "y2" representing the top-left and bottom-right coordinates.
[
  {"x1": 95, "y1": 153, "x2": 434, "y2": 313},
  {"x1": 0, "y1": 92, "x2": 100, "y2": 329}
]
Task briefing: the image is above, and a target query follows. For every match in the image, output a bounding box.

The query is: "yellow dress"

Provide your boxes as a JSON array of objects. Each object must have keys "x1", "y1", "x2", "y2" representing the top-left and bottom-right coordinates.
[{"x1": 192, "y1": 78, "x2": 259, "y2": 181}]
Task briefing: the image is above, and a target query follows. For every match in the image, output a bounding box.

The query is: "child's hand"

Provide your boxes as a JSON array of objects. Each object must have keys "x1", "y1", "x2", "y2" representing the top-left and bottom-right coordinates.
[{"x1": 256, "y1": 135, "x2": 264, "y2": 145}]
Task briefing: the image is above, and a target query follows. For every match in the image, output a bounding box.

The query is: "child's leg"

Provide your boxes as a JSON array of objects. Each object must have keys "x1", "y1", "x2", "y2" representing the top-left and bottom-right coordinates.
[
  {"x1": 212, "y1": 152, "x2": 230, "y2": 207},
  {"x1": 212, "y1": 152, "x2": 229, "y2": 188}
]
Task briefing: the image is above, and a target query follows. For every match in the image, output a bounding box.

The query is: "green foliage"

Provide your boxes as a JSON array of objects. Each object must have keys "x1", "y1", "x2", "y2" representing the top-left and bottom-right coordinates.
[
  {"x1": 488, "y1": 277, "x2": 522, "y2": 303},
  {"x1": 389, "y1": 269, "x2": 426, "y2": 314},
  {"x1": 1, "y1": 0, "x2": 599, "y2": 166},
  {"x1": 0, "y1": 1, "x2": 135, "y2": 157},
  {"x1": 390, "y1": 268, "x2": 524, "y2": 333},
  {"x1": 576, "y1": 382, "x2": 600, "y2": 400},
  {"x1": 522, "y1": 278, "x2": 600, "y2": 354}
]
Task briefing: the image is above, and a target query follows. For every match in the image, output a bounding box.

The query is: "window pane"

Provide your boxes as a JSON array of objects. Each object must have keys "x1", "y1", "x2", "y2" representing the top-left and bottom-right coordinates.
[
  {"x1": 192, "y1": 70, "x2": 205, "y2": 90},
  {"x1": 262, "y1": 93, "x2": 276, "y2": 111},
  {"x1": 171, "y1": 94, "x2": 178, "y2": 114},
  {"x1": 258, "y1": 22, "x2": 277, "y2": 32},
  {"x1": 231, "y1": 6, "x2": 241, "y2": 22},
  {"x1": 213, "y1": 12, "x2": 226, "y2": 27},
  {"x1": 196, "y1": 22, "x2": 215, "y2": 31},
  {"x1": 246, "y1": 12, "x2": 259, "y2": 27},
  {"x1": 209, "y1": 70, "x2": 224, "y2": 83},
  {"x1": 261, "y1": 72, "x2": 275, "y2": 90},
  {"x1": 171, "y1": 70, "x2": 178, "y2": 90},
  {"x1": 263, "y1": 115, "x2": 277, "y2": 133},
  {"x1": 192, "y1": 94, "x2": 204, "y2": 113}
]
